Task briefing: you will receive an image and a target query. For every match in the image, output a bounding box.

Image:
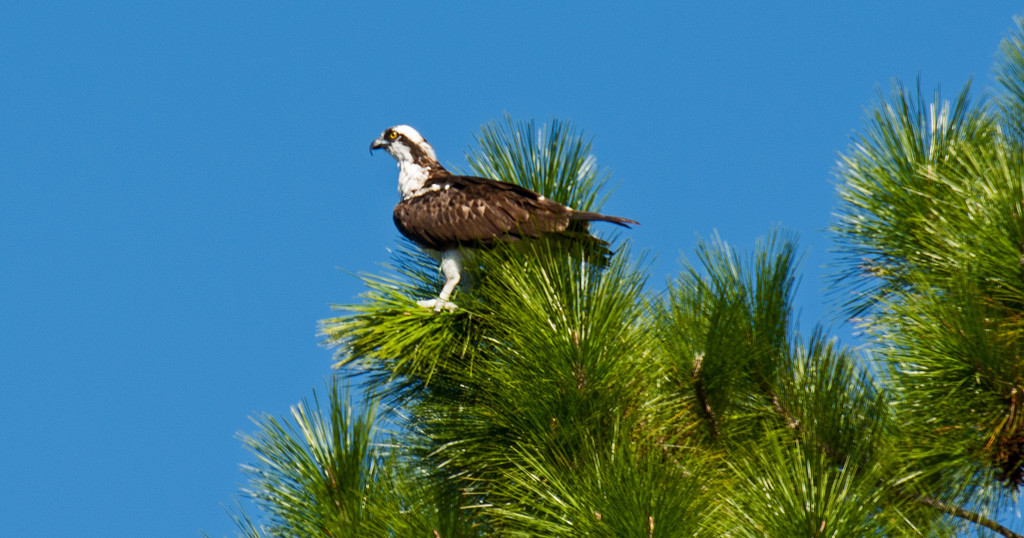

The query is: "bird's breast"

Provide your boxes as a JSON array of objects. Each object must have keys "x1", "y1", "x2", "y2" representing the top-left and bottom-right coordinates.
[{"x1": 397, "y1": 162, "x2": 430, "y2": 199}]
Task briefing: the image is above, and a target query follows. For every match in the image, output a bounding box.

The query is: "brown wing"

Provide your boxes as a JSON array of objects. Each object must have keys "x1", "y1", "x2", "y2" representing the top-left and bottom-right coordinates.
[{"x1": 393, "y1": 176, "x2": 572, "y2": 250}]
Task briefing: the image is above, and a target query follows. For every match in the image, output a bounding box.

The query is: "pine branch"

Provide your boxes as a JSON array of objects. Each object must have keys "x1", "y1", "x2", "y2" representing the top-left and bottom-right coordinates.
[
  {"x1": 914, "y1": 495, "x2": 1023, "y2": 538},
  {"x1": 691, "y1": 353, "x2": 720, "y2": 440}
]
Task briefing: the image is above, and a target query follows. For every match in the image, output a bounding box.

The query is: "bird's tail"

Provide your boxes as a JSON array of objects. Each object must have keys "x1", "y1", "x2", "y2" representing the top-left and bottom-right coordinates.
[{"x1": 570, "y1": 211, "x2": 639, "y2": 228}]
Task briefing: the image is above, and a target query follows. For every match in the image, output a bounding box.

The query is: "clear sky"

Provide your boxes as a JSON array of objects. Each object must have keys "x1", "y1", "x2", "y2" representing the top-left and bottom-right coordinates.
[{"x1": 3, "y1": 2, "x2": 1023, "y2": 536}]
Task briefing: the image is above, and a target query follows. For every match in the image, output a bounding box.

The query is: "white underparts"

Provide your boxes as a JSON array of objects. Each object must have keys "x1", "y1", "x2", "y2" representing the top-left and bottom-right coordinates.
[
  {"x1": 417, "y1": 249, "x2": 462, "y2": 312},
  {"x1": 397, "y1": 161, "x2": 429, "y2": 199},
  {"x1": 385, "y1": 132, "x2": 441, "y2": 199},
  {"x1": 409, "y1": 182, "x2": 446, "y2": 198}
]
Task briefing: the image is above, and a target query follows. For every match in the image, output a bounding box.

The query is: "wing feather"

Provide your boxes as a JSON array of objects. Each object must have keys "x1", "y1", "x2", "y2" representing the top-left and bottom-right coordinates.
[{"x1": 393, "y1": 176, "x2": 572, "y2": 250}]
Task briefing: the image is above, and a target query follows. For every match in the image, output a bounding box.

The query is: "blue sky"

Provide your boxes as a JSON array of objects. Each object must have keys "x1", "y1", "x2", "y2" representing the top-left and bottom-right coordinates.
[{"x1": 2, "y1": 2, "x2": 1023, "y2": 536}]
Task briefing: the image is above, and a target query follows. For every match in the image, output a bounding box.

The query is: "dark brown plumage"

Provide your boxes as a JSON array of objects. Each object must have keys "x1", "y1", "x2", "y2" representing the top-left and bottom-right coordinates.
[{"x1": 392, "y1": 175, "x2": 637, "y2": 251}]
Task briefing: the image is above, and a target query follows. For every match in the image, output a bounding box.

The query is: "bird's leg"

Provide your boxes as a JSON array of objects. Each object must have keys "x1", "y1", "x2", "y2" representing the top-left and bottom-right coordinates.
[{"x1": 418, "y1": 250, "x2": 462, "y2": 312}]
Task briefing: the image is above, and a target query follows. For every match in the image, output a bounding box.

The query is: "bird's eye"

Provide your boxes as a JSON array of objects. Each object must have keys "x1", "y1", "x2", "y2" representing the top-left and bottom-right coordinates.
[{"x1": 388, "y1": 131, "x2": 398, "y2": 140}]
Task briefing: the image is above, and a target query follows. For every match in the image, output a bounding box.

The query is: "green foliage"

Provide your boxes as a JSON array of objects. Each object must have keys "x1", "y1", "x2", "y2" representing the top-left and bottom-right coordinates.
[
  {"x1": 236, "y1": 379, "x2": 380, "y2": 536},
  {"x1": 465, "y1": 114, "x2": 611, "y2": 213},
  {"x1": 718, "y1": 436, "x2": 917, "y2": 537},
  {"x1": 834, "y1": 28, "x2": 1024, "y2": 490},
  {"x1": 995, "y1": 16, "x2": 1024, "y2": 143},
  {"x1": 407, "y1": 241, "x2": 658, "y2": 503},
  {"x1": 832, "y1": 80, "x2": 998, "y2": 315},
  {"x1": 228, "y1": 377, "x2": 483, "y2": 538},
  {"x1": 320, "y1": 241, "x2": 488, "y2": 404},
  {"x1": 830, "y1": 14, "x2": 1024, "y2": 533},
  {"x1": 658, "y1": 231, "x2": 804, "y2": 444},
  {"x1": 227, "y1": 27, "x2": 1024, "y2": 531},
  {"x1": 489, "y1": 423, "x2": 715, "y2": 537}
]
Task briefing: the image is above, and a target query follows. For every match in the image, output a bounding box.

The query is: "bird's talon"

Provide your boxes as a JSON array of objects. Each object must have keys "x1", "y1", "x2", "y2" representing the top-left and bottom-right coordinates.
[{"x1": 417, "y1": 298, "x2": 458, "y2": 312}]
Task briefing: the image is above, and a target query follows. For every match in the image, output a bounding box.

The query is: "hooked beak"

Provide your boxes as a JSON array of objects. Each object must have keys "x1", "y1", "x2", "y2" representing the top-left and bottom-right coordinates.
[{"x1": 369, "y1": 137, "x2": 387, "y2": 154}]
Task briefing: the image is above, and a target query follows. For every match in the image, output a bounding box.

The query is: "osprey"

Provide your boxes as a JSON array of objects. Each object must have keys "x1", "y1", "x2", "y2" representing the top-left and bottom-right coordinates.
[{"x1": 370, "y1": 125, "x2": 638, "y2": 312}]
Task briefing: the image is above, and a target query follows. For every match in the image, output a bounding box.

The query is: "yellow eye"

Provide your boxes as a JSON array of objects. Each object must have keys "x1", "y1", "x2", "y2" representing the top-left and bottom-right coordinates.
[{"x1": 388, "y1": 131, "x2": 398, "y2": 140}]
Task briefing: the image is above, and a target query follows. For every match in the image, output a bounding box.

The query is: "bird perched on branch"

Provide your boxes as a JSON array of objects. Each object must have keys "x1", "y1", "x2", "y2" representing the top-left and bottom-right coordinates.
[{"x1": 370, "y1": 124, "x2": 638, "y2": 312}]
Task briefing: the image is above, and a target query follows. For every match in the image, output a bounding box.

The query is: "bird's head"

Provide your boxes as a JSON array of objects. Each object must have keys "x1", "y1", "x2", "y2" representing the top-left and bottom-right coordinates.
[{"x1": 370, "y1": 125, "x2": 438, "y2": 166}]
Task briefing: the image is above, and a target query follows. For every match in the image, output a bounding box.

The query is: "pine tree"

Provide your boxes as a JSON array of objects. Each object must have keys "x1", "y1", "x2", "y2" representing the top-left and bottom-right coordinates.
[
  {"x1": 829, "y1": 16, "x2": 1024, "y2": 535},
  {"x1": 218, "y1": 18, "x2": 1024, "y2": 536}
]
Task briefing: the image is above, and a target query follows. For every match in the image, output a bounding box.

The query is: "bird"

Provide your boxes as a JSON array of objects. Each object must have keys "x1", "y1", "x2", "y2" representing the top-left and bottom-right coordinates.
[{"x1": 370, "y1": 124, "x2": 638, "y2": 312}]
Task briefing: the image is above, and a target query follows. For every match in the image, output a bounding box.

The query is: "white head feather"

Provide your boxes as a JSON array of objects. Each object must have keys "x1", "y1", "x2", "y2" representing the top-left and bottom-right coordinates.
[
  {"x1": 386, "y1": 125, "x2": 437, "y2": 162},
  {"x1": 376, "y1": 125, "x2": 439, "y2": 199}
]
